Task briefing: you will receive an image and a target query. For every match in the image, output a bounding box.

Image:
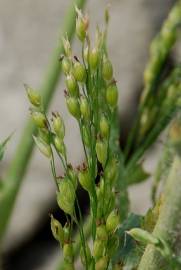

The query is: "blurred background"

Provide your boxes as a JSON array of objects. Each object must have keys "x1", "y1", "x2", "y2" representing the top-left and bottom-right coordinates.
[{"x1": 0, "y1": 0, "x2": 180, "y2": 269}]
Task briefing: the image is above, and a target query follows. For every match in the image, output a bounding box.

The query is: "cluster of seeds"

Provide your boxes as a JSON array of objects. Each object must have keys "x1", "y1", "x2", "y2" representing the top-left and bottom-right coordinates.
[
  {"x1": 26, "y1": 6, "x2": 121, "y2": 270},
  {"x1": 141, "y1": 1, "x2": 181, "y2": 104},
  {"x1": 26, "y1": 2, "x2": 181, "y2": 270}
]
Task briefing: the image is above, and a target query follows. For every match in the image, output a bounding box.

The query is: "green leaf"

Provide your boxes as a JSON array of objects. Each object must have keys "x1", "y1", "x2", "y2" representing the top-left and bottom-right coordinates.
[
  {"x1": 0, "y1": 134, "x2": 13, "y2": 161},
  {"x1": 126, "y1": 163, "x2": 150, "y2": 186},
  {"x1": 112, "y1": 213, "x2": 143, "y2": 269}
]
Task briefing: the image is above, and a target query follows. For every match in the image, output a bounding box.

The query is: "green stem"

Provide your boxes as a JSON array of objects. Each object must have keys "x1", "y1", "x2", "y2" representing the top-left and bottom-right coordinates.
[
  {"x1": 0, "y1": 0, "x2": 86, "y2": 244},
  {"x1": 78, "y1": 120, "x2": 89, "y2": 164},
  {"x1": 74, "y1": 200, "x2": 88, "y2": 270},
  {"x1": 50, "y1": 157, "x2": 59, "y2": 190},
  {"x1": 138, "y1": 154, "x2": 181, "y2": 270},
  {"x1": 57, "y1": 215, "x2": 92, "y2": 270},
  {"x1": 55, "y1": 150, "x2": 67, "y2": 172}
]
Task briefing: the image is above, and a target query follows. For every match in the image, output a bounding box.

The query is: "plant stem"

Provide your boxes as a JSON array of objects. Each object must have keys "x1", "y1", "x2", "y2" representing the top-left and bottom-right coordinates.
[
  {"x1": 74, "y1": 200, "x2": 88, "y2": 270},
  {"x1": 138, "y1": 154, "x2": 181, "y2": 270},
  {"x1": 50, "y1": 158, "x2": 59, "y2": 190},
  {"x1": 0, "y1": 0, "x2": 86, "y2": 244},
  {"x1": 57, "y1": 215, "x2": 92, "y2": 270}
]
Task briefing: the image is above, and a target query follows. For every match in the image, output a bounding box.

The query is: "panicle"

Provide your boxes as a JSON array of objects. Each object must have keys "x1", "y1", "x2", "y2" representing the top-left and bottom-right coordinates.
[
  {"x1": 75, "y1": 5, "x2": 89, "y2": 41},
  {"x1": 62, "y1": 34, "x2": 72, "y2": 57},
  {"x1": 52, "y1": 112, "x2": 65, "y2": 139},
  {"x1": 33, "y1": 136, "x2": 51, "y2": 158},
  {"x1": 25, "y1": 84, "x2": 41, "y2": 107}
]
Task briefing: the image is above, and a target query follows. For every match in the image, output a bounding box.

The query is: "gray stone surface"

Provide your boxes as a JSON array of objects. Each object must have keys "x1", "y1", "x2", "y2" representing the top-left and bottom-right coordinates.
[{"x1": 0, "y1": 0, "x2": 178, "y2": 268}]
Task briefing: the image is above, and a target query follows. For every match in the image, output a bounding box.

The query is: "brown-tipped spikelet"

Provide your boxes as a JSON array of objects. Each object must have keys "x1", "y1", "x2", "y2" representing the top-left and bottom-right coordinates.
[{"x1": 50, "y1": 214, "x2": 64, "y2": 244}]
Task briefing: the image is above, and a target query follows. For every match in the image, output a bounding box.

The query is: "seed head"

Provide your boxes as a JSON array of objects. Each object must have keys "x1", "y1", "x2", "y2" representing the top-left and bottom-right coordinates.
[
  {"x1": 78, "y1": 165, "x2": 92, "y2": 193},
  {"x1": 54, "y1": 136, "x2": 66, "y2": 156},
  {"x1": 89, "y1": 47, "x2": 99, "y2": 70},
  {"x1": 73, "y1": 61, "x2": 86, "y2": 82},
  {"x1": 57, "y1": 179, "x2": 76, "y2": 215},
  {"x1": 62, "y1": 57, "x2": 71, "y2": 74},
  {"x1": 62, "y1": 35, "x2": 71, "y2": 57},
  {"x1": 66, "y1": 73, "x2": 79, "y2": 97},
  {"x1": 33, "y1": 136, "x2": 51, "y2": 158},
  {"x1": 80, "y1": 96, "x2": 90, "y2": 120},
  {"x1": 96, "y1": 139, "x2": 108, "y2": 167},
  {"x1": 96, "y1": 224, "x2": 108, "y2": 242},
  {"x1": 67, "y1": 166, "x2": 78, "y2": 190},
  {"x1": 75, "y1": 6, "x2": 89, "y2": 42},
  {"x1": 66, "y1": 96, "x2": 81, "y2": 119},
  {"x1": 106, "y1": 210, "x2": 120, "y2": 233},
  {"x1": 50, "y1": 214, "x2": 64, "y2": 244},
  {"x1": 106, "y1": 83, "x2": 118, "y2": 108},
  {"x1": 31, "y1": 111, "x2": 47, "y2": 129},
  {"x1": 102, "y1": 56, "x2": 113, "y2": 81},
  {"x1": 100, "y1": 115, "x2": 109, "y2": 138},
  {"x1": 38, "y1": 129, "x2": 50, "y2": 144},
  {"x1": 127, "y1": 228, "x2": 159, "y2": 246},
  {"x1": 52, "y1": 113, "x2": 65, "y2": 138},
  {"x1": 84, "y1": 46, "x2": 89, "y2": 63},
  {"x1": 25, "y1": 84, "x2": 41, "y2": 107}
]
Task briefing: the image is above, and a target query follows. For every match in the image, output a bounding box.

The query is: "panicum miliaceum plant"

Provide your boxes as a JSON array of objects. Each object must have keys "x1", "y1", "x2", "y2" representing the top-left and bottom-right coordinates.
[{"x1": 26, "y1": 2, "x2": 181, "y2": 270}]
